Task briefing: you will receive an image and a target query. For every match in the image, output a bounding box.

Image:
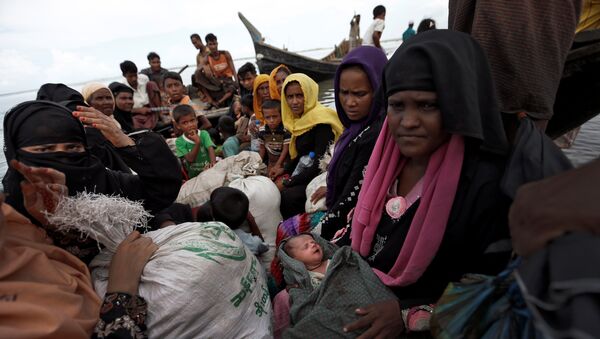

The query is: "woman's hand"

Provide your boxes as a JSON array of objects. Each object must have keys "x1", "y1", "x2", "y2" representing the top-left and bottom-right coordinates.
[
  {"x1": 107, "y1": 231, "x2": 158, "y2": 295},
  {"x1": 73, "y1": 106, "x2": 135, "y2": 148},
  {"x1": 343, "y1": 299, "x2": 404, "y2": 338},
  {"x1": 310, "y1": 186, "x2": 327, "y2": 204},
  {"x1": 11, "y1": 160, "x2": 67, "y2": 226}
]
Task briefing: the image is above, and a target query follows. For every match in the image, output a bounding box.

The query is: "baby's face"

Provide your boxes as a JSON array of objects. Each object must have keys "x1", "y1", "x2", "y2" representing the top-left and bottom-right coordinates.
[{"x1": 287, "y1": 234, "x2": 323, "y2": 268}]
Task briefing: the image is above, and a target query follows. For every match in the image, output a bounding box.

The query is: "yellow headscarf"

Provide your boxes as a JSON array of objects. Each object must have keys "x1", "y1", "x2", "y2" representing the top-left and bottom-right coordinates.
[
  {"x1": 80, "y1": 82, "x2": 114, "y2": 105},
  {"x1": 252, "y1": 74, "x2": 271, "y2": 123},
  {"x1": 268, "y1": 64, "x2": 291, "y2": 100},
  {"x1": 281, "y1": 73, "x2": 344, "y2": 159}
]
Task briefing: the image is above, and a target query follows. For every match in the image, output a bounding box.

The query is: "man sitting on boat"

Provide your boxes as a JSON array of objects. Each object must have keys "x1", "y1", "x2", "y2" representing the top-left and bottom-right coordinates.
[
  {"x1": 195, "y1": 33, "x2": 238, "y2": 109},
  {"x1": 140, "y1": 52, "x2": 170, "y2": 91},
  {"x1": 120, "y1": 60, "x2": 162, "y2": 110}
]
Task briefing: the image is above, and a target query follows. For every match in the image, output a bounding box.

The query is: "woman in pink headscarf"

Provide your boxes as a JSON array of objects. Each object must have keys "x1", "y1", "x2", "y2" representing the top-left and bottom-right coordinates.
[{"x1": 343, "y1": 30, "x2": 512, "y2": 337}]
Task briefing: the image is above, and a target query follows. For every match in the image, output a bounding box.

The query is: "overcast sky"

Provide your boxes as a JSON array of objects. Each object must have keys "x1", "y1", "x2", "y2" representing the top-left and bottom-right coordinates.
[{"x1": 0, "y1": 0, "x2": 448, "y2": 97}]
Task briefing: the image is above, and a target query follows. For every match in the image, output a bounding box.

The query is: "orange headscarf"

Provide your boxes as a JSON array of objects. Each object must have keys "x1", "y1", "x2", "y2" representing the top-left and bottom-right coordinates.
[
  {"x1": 0, "y1": 203, "x2": 101, "y2": 339},
  {"x1": 252, "y1": 74, "x2": 271, "y2": 123},
  {"x1": 268, "y1": 64, "x2": 291, "y2": 100}
]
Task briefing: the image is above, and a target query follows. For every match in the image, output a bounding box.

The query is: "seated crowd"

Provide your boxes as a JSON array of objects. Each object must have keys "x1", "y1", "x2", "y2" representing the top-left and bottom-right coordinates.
[{"x1": 1, "y1": 17, "x2": 599, "y2": 339}]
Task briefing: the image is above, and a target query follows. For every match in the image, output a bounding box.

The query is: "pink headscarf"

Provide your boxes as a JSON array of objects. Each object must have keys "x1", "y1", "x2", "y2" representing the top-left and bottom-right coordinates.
[{"x1": 351, "y1": 117, "x2": 465, "y2": 287}]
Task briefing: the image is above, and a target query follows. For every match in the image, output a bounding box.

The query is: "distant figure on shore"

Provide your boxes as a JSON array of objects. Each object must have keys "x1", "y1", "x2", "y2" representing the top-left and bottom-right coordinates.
[
  {"x1": 417, "y1": 19, "x2": 436, "y2": 34},
  {"x1": 402, "y1": 21, "x2": 416, "y2": 41},
  {"x1": 195, "y1": 33, "x2": 238, "y2": 108},
  {"x1": 141, "y1": 52, "x2": 169, "y2": 91},
  {"x1": 363, "y1": 5, "x2": 386, "y2": 51}
]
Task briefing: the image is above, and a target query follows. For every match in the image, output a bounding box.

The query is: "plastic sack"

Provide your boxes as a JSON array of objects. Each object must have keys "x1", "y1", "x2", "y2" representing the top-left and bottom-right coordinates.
[
  {"x1": 176, "y1": 151, "x2": 264, "y2": 206},
  {"x1": 47, "y1": 193, "x2": 272, "y2": 339},
  {"x1": 91, "y1": 222, "x2": 272, "y2": 339},
  {"x1": 229, "y1": 175, "x2": 283, "y2": 269}
]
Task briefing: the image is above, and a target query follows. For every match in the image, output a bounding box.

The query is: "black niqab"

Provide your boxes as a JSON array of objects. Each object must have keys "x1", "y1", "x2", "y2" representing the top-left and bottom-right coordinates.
[
  {"x1": 3, "y1": 100, "x2": 107, "y2": 216},
  {"x1": 383, "y1": 29, "x2": 509, "y2": 155}
]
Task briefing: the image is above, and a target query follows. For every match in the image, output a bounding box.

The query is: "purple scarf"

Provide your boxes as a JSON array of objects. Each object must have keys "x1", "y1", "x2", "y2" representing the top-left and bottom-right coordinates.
[{"x1": 326, "y1": 46, "x2": 387, "y2": 207}]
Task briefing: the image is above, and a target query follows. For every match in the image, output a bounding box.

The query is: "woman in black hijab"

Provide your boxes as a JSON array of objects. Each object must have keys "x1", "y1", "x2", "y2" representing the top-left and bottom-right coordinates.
[
  {"x1": 108, "y1": 82, "x2": 135, "y2": 133},
  {"x1": 3, "y1": 100, "x2": 182, "y2": 263},
  {"x1": 343, "y1": 30, "x2": 512, "y2": 336}
]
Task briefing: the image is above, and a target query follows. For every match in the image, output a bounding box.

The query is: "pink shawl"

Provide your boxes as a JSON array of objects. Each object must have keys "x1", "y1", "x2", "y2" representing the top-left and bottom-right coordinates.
[{"x1": 351, "y1": 117, "x2": 465, "y2": 287}]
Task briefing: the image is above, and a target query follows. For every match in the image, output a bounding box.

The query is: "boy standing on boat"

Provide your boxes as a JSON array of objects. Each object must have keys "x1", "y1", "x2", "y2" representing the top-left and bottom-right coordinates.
[
  {"x1": 195, "y1": 33, "x2": 238, "y2": 109},
  {"x1": 363, "y1": 5, "x2": 386, "y2": 51}
]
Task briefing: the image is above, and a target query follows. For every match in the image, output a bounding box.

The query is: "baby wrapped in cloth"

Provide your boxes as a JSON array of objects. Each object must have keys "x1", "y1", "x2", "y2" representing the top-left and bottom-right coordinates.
[{"x1": 278, "y1": 233, "x2": 396, "y2": 338}]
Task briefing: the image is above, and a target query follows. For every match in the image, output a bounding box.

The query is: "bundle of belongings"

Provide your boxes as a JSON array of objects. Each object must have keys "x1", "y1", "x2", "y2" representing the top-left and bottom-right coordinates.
[{"x1": 47, "y1": 192, "x2": 272, "y2": 338}]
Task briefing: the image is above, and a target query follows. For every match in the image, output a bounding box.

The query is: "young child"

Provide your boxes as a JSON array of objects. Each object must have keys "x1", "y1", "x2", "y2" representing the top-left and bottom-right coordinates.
[
  {"x1": 164, "y1": 72, "x2": 212, "y2": 132},
  {"x1": 237, "y1": 62, "x2": 257, "y2": 98},
  {"x1": 196, "y1": 187, "x2": 268, "y2": 255},
  {"x1": 236, "y1": 94, "x2": 253, "y2": 150},
  {"x1": 218, "y1": 115, "x2": 240, "y2": 158},
  {"x1": 173, "y1": 104, "x2": 216, "y2": 178},
  {"x1": 282, "y1": 233, "x2": 329, "y2": 288},
  {"x1": 257, "y1": 99, "x2": 291, "y2": 180}
]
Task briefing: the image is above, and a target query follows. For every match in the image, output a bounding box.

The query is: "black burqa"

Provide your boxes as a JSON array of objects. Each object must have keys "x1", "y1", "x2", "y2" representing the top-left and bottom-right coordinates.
[
  {"x1": 3, "y1": 100, "x2": 110, "y2": 217},
  {"x1": 38, "y1": 83, "x2": 131, "y2": 173}
]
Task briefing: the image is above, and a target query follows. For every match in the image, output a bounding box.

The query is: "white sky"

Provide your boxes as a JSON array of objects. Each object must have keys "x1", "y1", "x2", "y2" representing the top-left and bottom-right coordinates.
[{"x1": 0, "y1": 0, "x2": 448, "y2": 96}]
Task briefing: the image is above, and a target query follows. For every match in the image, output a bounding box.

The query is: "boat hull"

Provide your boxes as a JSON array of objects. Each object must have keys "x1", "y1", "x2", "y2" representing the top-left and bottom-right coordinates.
[{"x1": 253, "y1": 42, "x2": 340, "y2": 83}]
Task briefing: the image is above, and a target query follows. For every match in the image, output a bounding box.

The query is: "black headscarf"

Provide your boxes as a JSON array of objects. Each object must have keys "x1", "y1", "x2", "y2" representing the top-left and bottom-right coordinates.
[
  {"x1": 2, "y1": 100, "x2": 107, "y2": 216},
  {"x1": 383, "y1": 29, "x2": 508, "y2": 155},
  {"x1": 36, "y1": 83, "x2": 87, "y2": 112},
  {"x1": 108, "y1": 82, "x2": 135, "y2": 133}
]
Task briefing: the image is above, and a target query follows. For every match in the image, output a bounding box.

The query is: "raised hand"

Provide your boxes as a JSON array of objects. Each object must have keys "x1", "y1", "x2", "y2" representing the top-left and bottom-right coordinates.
[{"x1": 73, "y1": 105, "x2": 135, "y2": 148}]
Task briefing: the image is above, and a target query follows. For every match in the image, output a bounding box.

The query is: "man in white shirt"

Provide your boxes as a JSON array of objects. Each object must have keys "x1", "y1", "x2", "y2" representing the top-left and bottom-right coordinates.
[
  {"x1": 120, "y1": 60, "x2": 150, "y2": 109},
  {"x1": 363, "y1": 5, "x2": 386, "y2": 51}
]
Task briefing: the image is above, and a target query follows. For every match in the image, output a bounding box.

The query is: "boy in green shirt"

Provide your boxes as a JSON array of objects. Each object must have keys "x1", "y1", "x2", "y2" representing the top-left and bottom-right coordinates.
[{"x1": 173, "y1": 105, "x2": 216, "y2": 178}]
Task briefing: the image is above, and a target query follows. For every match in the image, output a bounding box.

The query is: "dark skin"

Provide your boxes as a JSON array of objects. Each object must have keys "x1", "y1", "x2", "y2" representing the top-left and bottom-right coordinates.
[
  {"x1": 509, "y1": 157, "x2": 600, "y2": 256},
  {"x1": 344, "y1": 90, "x2": 448, "y2": 337},
  {"x1": 175, "y1": 114, "x2": 216, "y2": 167}
]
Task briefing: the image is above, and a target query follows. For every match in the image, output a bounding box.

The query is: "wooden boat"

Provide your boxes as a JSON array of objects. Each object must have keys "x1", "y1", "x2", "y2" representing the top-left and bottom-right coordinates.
[
  {"x1": 548, "y1": 29, "x2": 600, "y2": 138},
  {"x1": 238, "y1": 12, "x2": 352, "y2": 82}
]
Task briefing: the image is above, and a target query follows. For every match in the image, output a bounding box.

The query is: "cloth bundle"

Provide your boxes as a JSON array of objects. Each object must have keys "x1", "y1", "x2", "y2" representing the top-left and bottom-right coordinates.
[{"x1": 48, "y1": 193, "x2": 272, "y2": 339}]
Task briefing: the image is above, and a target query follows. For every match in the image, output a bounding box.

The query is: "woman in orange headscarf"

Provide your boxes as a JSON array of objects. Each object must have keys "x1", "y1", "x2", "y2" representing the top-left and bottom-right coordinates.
[
  {"x1": 268, "y1": 64, "x2": 291, "y2": 100},
  {"x1": 252, "y1": 74, "x2": 271, "y2": 123}
]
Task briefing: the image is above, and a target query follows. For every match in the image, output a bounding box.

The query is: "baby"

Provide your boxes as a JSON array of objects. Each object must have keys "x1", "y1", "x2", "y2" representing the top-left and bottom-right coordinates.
[{"x1": 283, "y1": 233, "x2": 330, "y2": 288}]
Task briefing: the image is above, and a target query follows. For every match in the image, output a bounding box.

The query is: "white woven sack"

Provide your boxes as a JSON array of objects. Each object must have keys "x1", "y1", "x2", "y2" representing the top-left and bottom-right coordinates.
[
  {"x1": 229, "y1": 176, "x2": 282, "y2": 269},
  {"x1": 90, "y1": 222, "x2": 272, "y2": 339},
  {"x1": 176, "y1": 151, "x2": 264, "y2": 206}
]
